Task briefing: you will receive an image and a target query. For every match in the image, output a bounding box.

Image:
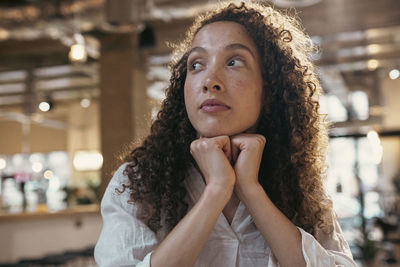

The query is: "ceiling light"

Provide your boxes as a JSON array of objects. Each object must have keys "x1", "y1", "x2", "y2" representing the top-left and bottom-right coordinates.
[
  {"x1": 367, "y1": 59, "x2": 378, "y2": 71},
  {"x1": 80, "y1": 98, "x2": 91, "y2": 108},
  {"x1": 38, "y1": 96, "x2": 54, "y2": 112},
  {"x1": 69, "y1": 33, "x2": 87, "y2": 61},
  {"x1": 39, "y1": 101, "x2": 51, "y2": 112},
  {"x1": 69, "y1": 44, "x2": 87, "y2": 63},
  {"x1": 389, "y1": 69, "x2": 400, "y2": 80}
]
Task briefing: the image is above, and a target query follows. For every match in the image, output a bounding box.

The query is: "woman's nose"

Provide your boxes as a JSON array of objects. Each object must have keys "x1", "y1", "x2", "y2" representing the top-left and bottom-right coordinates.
[{"x1": 202, "y1": 76, "x2": 225, "y2": 92}]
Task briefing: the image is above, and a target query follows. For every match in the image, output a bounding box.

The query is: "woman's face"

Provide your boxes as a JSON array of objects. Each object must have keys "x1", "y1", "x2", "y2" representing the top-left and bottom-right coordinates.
[{"x1": 184, "y1": 21, "x2": 263, "y2": 138}]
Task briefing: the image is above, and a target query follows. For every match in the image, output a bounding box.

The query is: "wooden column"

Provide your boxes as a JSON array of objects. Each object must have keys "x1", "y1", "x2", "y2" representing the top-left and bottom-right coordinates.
[{"x1": 99, "y1": 33, "x2": 139, "y2": 196}]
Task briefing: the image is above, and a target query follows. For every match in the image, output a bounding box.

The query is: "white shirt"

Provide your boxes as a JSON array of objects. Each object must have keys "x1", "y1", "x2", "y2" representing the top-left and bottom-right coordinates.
[{"x1": 95, "y1": 163, "x2": 357, "y2": 267}]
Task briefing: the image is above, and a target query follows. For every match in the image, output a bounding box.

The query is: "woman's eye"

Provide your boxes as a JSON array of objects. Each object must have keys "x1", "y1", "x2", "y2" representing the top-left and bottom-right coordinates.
[
  {"x1": 227, "y1": 58, "x2": 244, "y2": 67},
  {"x1": 190, "y1": 62, "x2": 202, "y2": 70}
]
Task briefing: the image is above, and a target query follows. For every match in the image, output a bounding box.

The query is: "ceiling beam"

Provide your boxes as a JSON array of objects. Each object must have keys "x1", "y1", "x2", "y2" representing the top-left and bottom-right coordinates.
[{"x1": 298, "y1": 0, "x2": 400, "y2": 36}]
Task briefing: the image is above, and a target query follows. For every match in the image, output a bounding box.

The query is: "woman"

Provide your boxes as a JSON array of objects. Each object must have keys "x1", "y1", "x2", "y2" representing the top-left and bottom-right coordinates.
[{"x1": 95, "y1": 2, "x2": 357, "y2": 266}]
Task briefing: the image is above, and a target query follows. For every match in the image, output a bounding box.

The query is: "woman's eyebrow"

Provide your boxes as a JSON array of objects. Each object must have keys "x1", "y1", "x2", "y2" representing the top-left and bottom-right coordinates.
[
  {"x1": 225, "y1": 43, "x2": 256, "y2": 59},
  {"x1": 188, "y1": 46, "x2": 207, "y2": 57},
  {"x1": 187, "y1": 43, "x2": 255, "y2": 59}
]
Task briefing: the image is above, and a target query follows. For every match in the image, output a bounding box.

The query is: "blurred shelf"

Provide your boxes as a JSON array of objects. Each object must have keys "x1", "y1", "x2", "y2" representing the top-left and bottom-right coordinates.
[{"x1": 0, "y1": 204, "x2": 99, "y2": 221}]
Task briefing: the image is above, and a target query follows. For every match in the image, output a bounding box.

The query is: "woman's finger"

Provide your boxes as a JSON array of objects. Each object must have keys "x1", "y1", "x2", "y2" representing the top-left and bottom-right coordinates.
[{"x1": 213, "y1": 135, "x2": 232, "y2": 162}]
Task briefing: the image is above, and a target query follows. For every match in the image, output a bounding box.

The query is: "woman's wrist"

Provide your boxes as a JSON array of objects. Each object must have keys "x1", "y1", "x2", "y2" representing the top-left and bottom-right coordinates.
[
  {"x1": 235, "y1": 182, "x2": 264, "y2": 201},
  {"x1": 204, "y1": 181, "x2": 234, "y2": 204}
]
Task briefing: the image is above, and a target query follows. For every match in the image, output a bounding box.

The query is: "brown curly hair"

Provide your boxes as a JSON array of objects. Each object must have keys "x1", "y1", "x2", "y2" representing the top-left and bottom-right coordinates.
[{"x1": 122, "y1": 1, "x2": 334, "y2": 237}]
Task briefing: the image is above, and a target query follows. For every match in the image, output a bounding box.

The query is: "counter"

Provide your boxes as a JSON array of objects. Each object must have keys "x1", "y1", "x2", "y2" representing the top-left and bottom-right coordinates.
[{"x1": 0, "y1": 204, "x2": 102, "y2": 263}]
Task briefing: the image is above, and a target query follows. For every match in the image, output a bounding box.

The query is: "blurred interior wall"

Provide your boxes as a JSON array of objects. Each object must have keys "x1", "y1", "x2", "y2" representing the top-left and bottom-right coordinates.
[{"x1": 0, "y1": 119, "x2": 67, "y2": 154}]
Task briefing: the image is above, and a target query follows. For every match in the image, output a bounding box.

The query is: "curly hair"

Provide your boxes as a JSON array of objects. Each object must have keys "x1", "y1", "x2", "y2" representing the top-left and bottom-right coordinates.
[{"x1": 122, "y1": 1, "x2": 334, "y2": 237}]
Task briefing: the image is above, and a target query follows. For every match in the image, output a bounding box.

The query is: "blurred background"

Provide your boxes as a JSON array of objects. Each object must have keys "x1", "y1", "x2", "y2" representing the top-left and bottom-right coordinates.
[{"x1": 0, "y1": 0, "x2": 399, "y2": 266}]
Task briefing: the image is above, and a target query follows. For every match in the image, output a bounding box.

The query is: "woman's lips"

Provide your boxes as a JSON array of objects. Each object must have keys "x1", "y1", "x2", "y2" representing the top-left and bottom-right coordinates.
[
  {"x1": 200, "y1": 99, "x2": 230, "y2": 113},
  {"x1": 201, "y1": 105, "x2": 230, "y2": 112}
]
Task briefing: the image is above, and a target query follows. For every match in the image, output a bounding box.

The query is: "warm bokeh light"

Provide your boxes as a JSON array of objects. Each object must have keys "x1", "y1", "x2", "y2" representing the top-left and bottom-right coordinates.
[
  {"x1": 367, "y1": 44, "x2": 380, "y2": 54},
  {"x1": 0, "y1": 28, "x2": 9, "y2": 40},
  {"x1": 0, "y1": 158, "x2": 6, "y2": 170},
  {"x1": 44, "y1": 170, "x2": 54, "y2": 179},
  {"x1": 73, "y1": 150, "x2": 103, "y2": 171},
  {"x1": 32, "y1": 162, "x2": 43, "y2": 173},
  {"x1": 367, "y1": 59, "x2": 379, "y2": 71},
  {"x1": 80, "y1": 98, "x2": 91, "y2": 108},
  {"x1": 69, "y1": 44, "x2": 87, "y2": 63}
]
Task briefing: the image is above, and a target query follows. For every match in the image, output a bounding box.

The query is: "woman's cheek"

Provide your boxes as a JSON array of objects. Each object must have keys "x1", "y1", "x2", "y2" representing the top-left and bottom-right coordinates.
[
  {"x1": 230, "y1": 78, "x2": 249, "y2": 96},
  {"x1": 234, "y1": 78, "x2": 247, "y2": 89}
]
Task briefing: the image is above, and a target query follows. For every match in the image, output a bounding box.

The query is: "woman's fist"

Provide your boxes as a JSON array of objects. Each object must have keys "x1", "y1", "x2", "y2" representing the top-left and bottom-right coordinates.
[
  {"x1": 190, "y1": 136, "x2": 236, "y2": 189},
  {"x1": 230, "y1": 134, "x2": 266, "y2": 189}
]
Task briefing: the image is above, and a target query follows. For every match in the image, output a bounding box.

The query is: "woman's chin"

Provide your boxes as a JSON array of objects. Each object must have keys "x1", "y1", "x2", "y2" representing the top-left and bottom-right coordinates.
[
  {"x1": 194, "y1": 122, "x2": 258, "y2": 138},
  {"x1": 197, "y1": 128, "x2": 247, "y2": 138}
]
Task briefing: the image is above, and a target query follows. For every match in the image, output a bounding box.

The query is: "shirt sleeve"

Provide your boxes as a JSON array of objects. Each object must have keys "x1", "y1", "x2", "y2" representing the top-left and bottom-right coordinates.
[
  {"x1": 298, "y1": 220, "x2": 357, "y2": 267},
  {"x1": 267, "y1": 216, "x2": 357, "y2": 267},
  {"x1": 94, "y1": 163, "x2": 158, "y2": 267}
]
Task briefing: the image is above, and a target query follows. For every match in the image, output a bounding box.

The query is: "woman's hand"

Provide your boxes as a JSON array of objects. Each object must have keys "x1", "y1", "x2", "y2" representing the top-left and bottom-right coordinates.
[
  {"x1": 190, "y1": 136, "x2": 236, "y2": 189},
  {"x1": 230, "y1": 134, "x2": 266, "y2": 192}
]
